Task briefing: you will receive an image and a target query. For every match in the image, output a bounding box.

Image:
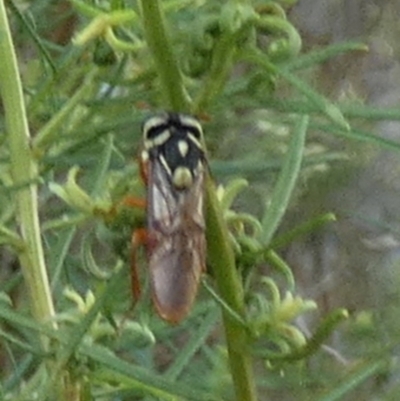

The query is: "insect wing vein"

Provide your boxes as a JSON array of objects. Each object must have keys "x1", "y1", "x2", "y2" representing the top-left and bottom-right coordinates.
[{"x1": 146, "y1": 158, "x2": 205, "y2": 322}]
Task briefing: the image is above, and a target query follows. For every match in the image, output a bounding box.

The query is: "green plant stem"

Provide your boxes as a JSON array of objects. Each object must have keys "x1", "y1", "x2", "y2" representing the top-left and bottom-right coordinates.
[
  {"x1": 206, "y1": 177, "x2": 258, "y2": 401},
  {"x1": 139, "y1": 2, "x2": 257, "y2": 399},
  {"x1": 0, "y1": 0, "x2": 56, "y2": 334},
  {"x1": 139, "y1": 0, "x2": 188, "y2": 111}
]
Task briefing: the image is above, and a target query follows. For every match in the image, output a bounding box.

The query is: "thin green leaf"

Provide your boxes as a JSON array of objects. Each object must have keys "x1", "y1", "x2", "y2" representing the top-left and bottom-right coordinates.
[
  {"x1": 211, "y1": 152, "x2": 347, "y2": 176},
  {"x1": 5, "y1": 0, "x2": 56, "y2": 72},
  {"x1": 82, "y1": 343, "x2": 222, "y2": 401},
  {"x1": 270, "y1": 213, "x2": 336, "y2": 249},
  {"x1": 283, "y1": 41, "x2": 368, "y2": 71},
  {"x1": 244, "y1": 48, "x2": 350, "y2": 131},
  {"x1": 264, "y1": 250, "x2": 295, "y2": 291},
  {"x1": 259, "y1": 114, "x2": 308, "y2": 246},
  {"x1": 316, "y1": 359, "x2": 389, "y2": 401},
  {"x1": 341, "y1": 104, "x2": 400, "y2": 120},
  {"x1": 317, "y1": 122, "x2": 400, "y2": 152},
  {"x1": 50, "y1": 227, "x2": 76, "y2": 290},
  {"x1": 165, "y1": 308, "x2": 220, "y2": 381},
  {"x1": 277, "y1": 68, "x2": 350, "y2": 131}
]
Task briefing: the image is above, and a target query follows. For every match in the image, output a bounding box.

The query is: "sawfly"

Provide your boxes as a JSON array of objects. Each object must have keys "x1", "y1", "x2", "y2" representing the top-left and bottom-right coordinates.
[{"x1": 132, "y1": 112, "x2": 207, "y2": 323}]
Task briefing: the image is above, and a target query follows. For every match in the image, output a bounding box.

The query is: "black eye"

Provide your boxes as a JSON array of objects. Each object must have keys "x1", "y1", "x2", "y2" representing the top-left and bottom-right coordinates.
[
  {"x1": 145, "y1": 124, "x2": 169, "y2": 141},
  {"x1": 142, "y1": 114, "x2": 169, "y2": 141},
  {"x1": 185, "y1": 125, "x2": 201, "y2": 139}
]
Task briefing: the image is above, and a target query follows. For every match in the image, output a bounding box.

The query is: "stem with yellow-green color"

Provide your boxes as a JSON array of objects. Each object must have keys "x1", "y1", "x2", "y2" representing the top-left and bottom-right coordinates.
[
  {"x1": 139, "y1": 0, "x2": 188, "y2": 112},
  {"x1": 0, "y1": 0, "x2": 56, "y2": 335},
  {"x1": 139, "y1": 1, "x2": 258, "y2": 399},
  {"x1": 205, "y1": 177, "x2": 259, "y2": 401}
]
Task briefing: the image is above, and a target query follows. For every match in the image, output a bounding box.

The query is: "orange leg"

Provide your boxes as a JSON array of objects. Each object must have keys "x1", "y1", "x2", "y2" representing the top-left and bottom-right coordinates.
[
  {"x1": 123, "y1": 196, "x2": 146, "y2": 209},
  {"x1": 120, "y1": 161, "x2": 148, "y2": 304},
  {"x1": 130, "y1": 227, "x2": 148, "y2": 302},
  {"x1": 118, "y1": 193, "x2": 147, "y2": 303}
]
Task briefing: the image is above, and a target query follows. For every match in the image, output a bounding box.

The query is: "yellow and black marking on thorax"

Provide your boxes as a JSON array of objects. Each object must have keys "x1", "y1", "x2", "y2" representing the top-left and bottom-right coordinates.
[{"x1": 141, "y1": 113, "x2": 206, "y2": 190}]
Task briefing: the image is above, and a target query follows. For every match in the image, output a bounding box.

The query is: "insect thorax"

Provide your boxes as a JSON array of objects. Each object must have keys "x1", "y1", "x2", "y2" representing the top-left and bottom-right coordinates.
[{"x1": 142, "y1": 113, "x2": 205, "y2": 189}]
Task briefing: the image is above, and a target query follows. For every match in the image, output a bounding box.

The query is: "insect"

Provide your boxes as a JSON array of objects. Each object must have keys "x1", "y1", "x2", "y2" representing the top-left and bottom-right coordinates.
[{"x1": 132, "y1": 112, "x2": 207, "y2": 323}]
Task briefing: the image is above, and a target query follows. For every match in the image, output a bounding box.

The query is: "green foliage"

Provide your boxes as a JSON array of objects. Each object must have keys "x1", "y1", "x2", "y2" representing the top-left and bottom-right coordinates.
[{"x1": 1, "y1": 0, "x2": 400, "y2": 400}]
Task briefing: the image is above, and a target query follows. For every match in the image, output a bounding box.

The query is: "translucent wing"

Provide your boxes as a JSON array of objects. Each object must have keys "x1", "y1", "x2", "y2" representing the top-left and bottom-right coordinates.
[{"x1": 146, "y1": 160, "x2": 205, "y2": 323}]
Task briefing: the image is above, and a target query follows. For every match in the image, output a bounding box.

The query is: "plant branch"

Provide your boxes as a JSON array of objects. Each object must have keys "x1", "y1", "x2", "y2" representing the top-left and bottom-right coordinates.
[
  {"x1": 0, "y1": 0, "x2": 56, "y2": 334},
  {"x1": 138, "y1": 1, "x2": 258, "y2": 399},
  {"x1": 206, "y1": 177, "x2": 258, "y2": 401},
  {"x1": 139, "y1": 0, "x2": 189, "y2": 111}
]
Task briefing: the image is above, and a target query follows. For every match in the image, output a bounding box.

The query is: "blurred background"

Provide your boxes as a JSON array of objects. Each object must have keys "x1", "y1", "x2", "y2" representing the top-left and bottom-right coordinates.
[
  {"x1": 288, "y1": 0, "x2": 400, "y2": 341},
  {"x1": 286, "y1": 1, "x2": 400, "y2": 399},
  {"x1": 2, "y1": 0, "x2": 400, "y2": 400}
]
